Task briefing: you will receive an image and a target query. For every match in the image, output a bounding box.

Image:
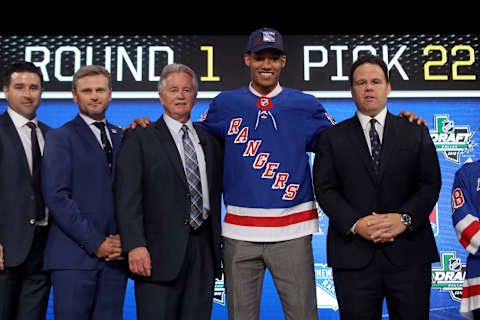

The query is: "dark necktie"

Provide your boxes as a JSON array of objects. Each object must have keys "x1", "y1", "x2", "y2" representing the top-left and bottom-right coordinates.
[
  {"x1": 26, "y1": 122, "x2": 45, "y2": 221},
  {"x1": 92, "y1": 122, "x2": 113, "y2": 171},
  {"x1": 181, "y1": 125, "x2": 203, "y2": 230},
  {"x1": 369, "y1": 118, "x2": 381, "y2": 175}
]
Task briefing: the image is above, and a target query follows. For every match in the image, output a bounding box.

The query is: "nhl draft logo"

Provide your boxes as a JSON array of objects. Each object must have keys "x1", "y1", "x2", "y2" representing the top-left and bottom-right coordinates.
[
  {"x1": 431, "y1": 251, "x2": 466, "y2": 302},
  {"x1": 314, "y1": 263, "x2": 339, "y2": 311},
  {"x1": 429, "y1": 114, "x2": 474, "y2": 164}
]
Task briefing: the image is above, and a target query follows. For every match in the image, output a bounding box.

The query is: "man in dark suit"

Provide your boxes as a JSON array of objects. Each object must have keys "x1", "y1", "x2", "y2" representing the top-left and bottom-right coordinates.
[
  {"x1": 313, "y1": 55, "x2": 441, "y2": 320},
  {"x1": 114, "y1": 63, "x2": 223, "y2": 320},
  {"x1": 0, "y1": 61, "x2": 51, "y2": 320},
  {"x1": 41, "y1": 65, "x2": 127, "y2": 320}
]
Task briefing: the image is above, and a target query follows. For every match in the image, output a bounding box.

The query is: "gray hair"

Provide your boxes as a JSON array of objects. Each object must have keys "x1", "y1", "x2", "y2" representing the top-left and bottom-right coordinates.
[
  {"x1": 158, "y1": 63, "x2": 198, "y2": 94},
  {"x1": 72, "y1": 65, "x2": 112, "y2": 90}
]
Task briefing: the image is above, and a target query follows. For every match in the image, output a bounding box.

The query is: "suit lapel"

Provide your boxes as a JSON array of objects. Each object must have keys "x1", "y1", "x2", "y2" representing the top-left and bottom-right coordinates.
[
  {"x1": 72, "y1": 115, "x2": 104, "y2": 153},
  {"x1": 348, "y1": 116, "x2": 377, "y2": 183},
  {"x1": 194, "y1": 123, "x2": 212, "y2": 194},
  {"x1": 106, "y1": 122, "x2": 122, "y2": 150},
  {"x1": 0, "y1": 112, "x2": 32, "y2": 178},
  {"x1": 37, "y1": 121, "x2": 50, "y2": 139},
  {"x1": 153, "y1": 118, "x2": 187, "y2": 186}
]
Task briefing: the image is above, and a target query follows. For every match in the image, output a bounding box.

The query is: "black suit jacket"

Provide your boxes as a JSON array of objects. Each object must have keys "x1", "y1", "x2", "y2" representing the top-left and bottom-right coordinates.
[
  {"x1": 114, "y1": 117, "x2": 224, "y2": 282},
  {"x1": 313, "y1": 112, "x2": 441, "y2": 269},
  {"x1": 0, "y1": 111, "x2": 50, "y2": 268}
]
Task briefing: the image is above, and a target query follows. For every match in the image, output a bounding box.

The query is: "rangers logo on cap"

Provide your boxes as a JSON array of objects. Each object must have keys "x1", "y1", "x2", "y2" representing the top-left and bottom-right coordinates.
[{"x1": 262, "y1": 31, "x2": 276, "y2": 43}]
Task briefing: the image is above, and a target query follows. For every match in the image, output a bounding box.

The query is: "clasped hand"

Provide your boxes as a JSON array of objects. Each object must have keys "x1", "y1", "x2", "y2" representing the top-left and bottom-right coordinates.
[
  {"x1": 94, "y1": 234, "x2": 124, "y2": 261},
  {"x1": 354, "y1": 213, "x2": 407, "y2": 243}
]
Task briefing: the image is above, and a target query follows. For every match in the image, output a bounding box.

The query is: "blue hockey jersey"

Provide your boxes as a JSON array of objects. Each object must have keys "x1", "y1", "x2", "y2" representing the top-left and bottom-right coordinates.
[
  {"x1": 452, "y1": 160, "x2": 480, "y2": 318},
  {"x1": 198, "y1": 86, "x2": 334, "y2": 241}
]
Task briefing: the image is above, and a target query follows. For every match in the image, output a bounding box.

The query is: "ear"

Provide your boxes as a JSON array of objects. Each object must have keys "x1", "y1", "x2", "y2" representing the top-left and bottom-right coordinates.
[
  {"x1": 244, "y1": 53, "x2": 251, "y2": 67},
  {"x1": 72, "y1": 89, "x2": 78, "y2": 104},
  {"x1": 280, "y1": 55, "x2": 286, "y2": 68},
  {"x1": 158, "y1": 90, "x2": 165, "y2": 106}
]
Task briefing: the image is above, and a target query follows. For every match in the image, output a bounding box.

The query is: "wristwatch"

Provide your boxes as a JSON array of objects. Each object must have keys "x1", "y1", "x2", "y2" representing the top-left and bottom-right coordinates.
[{"x1": 401, "y1": 213, "x2": 413, "y2": 231}]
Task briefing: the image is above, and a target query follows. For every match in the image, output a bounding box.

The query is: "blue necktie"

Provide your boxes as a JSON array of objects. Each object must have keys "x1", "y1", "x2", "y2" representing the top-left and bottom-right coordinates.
[
  {"x1": 369, "y1": 119, "x2": 381, "y2": 175},
  {"x1": 181, "y1": 125, "x2": 203, "y2": 229}
]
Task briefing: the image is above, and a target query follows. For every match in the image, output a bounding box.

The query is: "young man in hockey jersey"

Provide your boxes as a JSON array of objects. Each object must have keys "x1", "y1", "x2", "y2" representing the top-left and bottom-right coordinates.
[
  {"x1": 452, "y1": 159, "x2": 480, "y2": 319},
  {"x1": 199, "y1": 28, "x2": 331, "y2": 319}
]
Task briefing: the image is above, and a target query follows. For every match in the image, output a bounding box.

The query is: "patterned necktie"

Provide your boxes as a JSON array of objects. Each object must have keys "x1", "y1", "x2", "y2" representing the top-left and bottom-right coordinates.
[
  {"x1": 93, "y1": 122, "x2": 113, "y2": 171},
  {"x1": 369, "y1": 118, "x2": 381, "y2": 175},
  {"x1": 181, "y1": 125, "x2": 203, "y2": 230},
  {"x1": 26, "y1": 122, "x2": 45, "y2": 221}
]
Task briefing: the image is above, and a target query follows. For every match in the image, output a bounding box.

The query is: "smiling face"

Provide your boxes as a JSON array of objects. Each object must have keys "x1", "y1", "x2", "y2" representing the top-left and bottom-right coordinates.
[
  {"x1": 244, "y1": 48, "x2": 286, "y2": 96},
  {"x1": 351, "y1": 63, "x2": 391, "y2": 117},
  {"x1": 72, "y1": 74, "x2": 112, "y2": 121},
  {"x1": 3, "y1": 72, "x2": 42, "y2": 120},
  {"x1": 159, "y1": 72, "x2": 196, "y2": 123}
]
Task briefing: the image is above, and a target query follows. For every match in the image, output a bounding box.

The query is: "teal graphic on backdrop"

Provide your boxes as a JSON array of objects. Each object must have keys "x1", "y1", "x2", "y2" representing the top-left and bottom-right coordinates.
[
  {"x1": 430, "y1": 114, "x2": 475, "y2": 164},
  {"x1": 431, "y1": 251, "x2": 466, "y2": 302}
]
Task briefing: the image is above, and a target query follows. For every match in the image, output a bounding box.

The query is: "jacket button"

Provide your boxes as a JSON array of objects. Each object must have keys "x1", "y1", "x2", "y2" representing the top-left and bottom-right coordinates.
[
  {"x1": 184, "y1": 218, "x2": 189, "y2": 225},
  {"x1": 29, "y1": 219, "x2": 36, "y2": 225}
]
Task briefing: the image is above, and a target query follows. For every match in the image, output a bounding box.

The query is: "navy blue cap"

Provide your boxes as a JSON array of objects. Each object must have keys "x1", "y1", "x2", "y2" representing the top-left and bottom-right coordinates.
[{"x1": 246, "y1": 27, "x2": 285, "y2": 54}]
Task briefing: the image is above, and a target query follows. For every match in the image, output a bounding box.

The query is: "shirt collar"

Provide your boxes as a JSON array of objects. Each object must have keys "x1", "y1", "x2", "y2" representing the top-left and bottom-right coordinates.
[
  {"x1": 7, "y1": 107, "x2": 38, "y2": 128},
  {"x1": 163, "y1": 112, "x2": 194, "y2": 135},
  {"x1": 78, "y1": 112, "x2": 107, "y2": 127},
  {"x1": 248, "y1": 82, "x2": 282, "y2": 98},
  {"x1": 356, "y1": 107, "x2": 388, "y2": 130}
]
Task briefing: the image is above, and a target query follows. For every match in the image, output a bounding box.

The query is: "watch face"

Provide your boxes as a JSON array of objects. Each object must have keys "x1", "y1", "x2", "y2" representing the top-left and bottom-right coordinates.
[{"x1": 402, "y1": 214, "x2": 412, "y2": 226}]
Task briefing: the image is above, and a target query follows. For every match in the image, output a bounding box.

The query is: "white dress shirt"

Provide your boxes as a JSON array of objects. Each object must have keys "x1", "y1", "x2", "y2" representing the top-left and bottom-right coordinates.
[
  {"x1": 7, "y1": 107, "x2": 48, "y2": 225},
  {"x1": 163, "y1": 113, "x2": 210, "y2": 219},
  {"x1": 78, "y1": 112, "x2": 113, "y2": 149}
]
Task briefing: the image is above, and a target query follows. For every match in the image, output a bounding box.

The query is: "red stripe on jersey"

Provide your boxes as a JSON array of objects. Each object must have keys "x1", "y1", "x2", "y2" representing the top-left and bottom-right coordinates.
[
  {"x1": 462, "y1": 284, "x2": 480, "y2": 299},
  {"x1": 460, "y1": 220, "x2": 480, "y2": 248},
  {"x1": 224, "y1": 209, "x2": 318, "y2": 227}
]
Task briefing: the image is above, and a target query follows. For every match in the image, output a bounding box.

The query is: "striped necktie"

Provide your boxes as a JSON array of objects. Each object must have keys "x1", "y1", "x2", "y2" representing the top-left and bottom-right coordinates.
[{"x1": 181, "y1": 125, "x2": 203, "y2": 229}]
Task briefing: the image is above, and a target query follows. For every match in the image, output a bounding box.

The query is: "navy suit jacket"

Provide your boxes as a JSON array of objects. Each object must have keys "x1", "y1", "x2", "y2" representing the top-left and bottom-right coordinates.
[
  {"x1": 0, "y1": 111, "x2": 50, "y2": 268},
  {"x1": 41, "y1": 114, "x2": 123, "y2": 270}
]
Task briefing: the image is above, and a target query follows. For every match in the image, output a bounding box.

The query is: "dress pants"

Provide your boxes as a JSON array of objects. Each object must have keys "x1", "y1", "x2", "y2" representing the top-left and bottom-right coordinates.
[
  {"x1": 50, "y1": 261, "x2": 127, "y2": 320},
  {"x1": 333, "y1": 248, "x2": 432, "y2": 320},
  {"x1": 222, "y1": 235, "x2": 318, "y2": 320},
  {"x1": 135, "y1": 220, "x2": 215, "y2": 320},
  {"x1": 0, "y1": 227, "x2": 50, "y2": 320}
]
